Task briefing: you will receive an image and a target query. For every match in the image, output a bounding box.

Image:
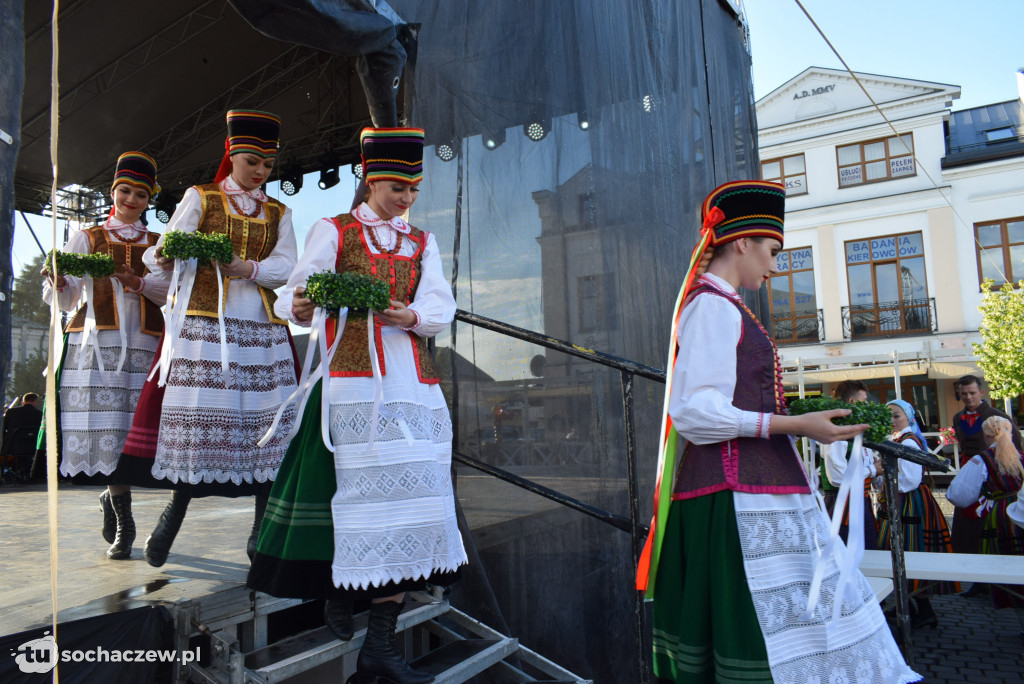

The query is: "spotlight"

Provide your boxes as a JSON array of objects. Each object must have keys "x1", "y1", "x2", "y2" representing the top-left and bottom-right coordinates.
[
  {"x1": 483, "y1": 128, "x2": 506, "y2": 150},
  {"x1": 435, "y1": 138, "x2": 460, "y2": 162},
  {"x1": 281, "y1": 169, "x2": 303, "y2": 196},
  {"x1": 641, "y1": 94, "x2": 656, "y2": 113},
  {"x1": 352, "y1": 162, "x2": 364, "y2": 179},
  {"x1": 154, "y1": 192, "x2": 179, "y2": 224},
  {"x1": 523, "y1": 120, "x2": 549, "y2": 142},
  {"x1": 577, "y1": 111, "x2": 591, "y2": 131},
  {"x1": 318, "y1": 166, "x2": 340, "y2": 190}
]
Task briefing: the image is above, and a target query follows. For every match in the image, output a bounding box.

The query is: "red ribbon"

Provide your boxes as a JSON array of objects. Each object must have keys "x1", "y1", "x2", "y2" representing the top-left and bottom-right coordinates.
[
  {"x1": 213, "y1": 136, "x2": 233, "y2": 184},
  {"x1": 702, "y1": 205, "x2": 725, "y2": 236}
]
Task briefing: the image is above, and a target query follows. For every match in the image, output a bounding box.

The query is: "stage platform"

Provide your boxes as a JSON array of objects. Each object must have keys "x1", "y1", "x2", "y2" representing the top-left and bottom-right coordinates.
[{"x1": 0, "y1": 482, "x2": 257, "y2": 636}]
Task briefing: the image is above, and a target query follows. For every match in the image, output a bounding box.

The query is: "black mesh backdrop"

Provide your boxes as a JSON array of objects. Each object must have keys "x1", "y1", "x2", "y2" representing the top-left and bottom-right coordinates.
[{"x1": 385, "y1": 0, "x2": 761, "y2": 680}]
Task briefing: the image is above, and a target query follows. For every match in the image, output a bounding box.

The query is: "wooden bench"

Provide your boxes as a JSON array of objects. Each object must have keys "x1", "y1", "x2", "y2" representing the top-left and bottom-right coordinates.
[{"x1": 860, "y1": 549, "x2": 1024, "y2": 590}]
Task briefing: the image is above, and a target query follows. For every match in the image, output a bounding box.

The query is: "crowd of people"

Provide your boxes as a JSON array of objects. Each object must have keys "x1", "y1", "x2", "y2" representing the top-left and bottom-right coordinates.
[{"x1": 9, "y1": 110, "x2": 1024, "y2": 682}]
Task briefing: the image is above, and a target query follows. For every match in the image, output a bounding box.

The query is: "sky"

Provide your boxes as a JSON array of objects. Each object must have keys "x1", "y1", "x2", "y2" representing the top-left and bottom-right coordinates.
[
  {"x1": 745, "y1": 0, "x2": 1023, "y2": 110},
  {"x1": 12, "y1": 0, "x2": 1024, "y2": 275}
]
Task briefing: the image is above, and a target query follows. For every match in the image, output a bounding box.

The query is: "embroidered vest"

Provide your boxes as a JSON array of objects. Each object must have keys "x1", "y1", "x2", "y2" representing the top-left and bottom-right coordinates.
[
  {"x1": 326, "y1": 214, "x2": 439, "y2": 384},
  {"x1": 66, "y1": 226, "x2": 163, "y2": 336},
  {"x1": 673, "y1": 285, "x2": 810, "y2": 499},
  {"x1": 978, "y1": 448, "x2": 1024, "y2": 554},
  {"x1": 184, "y1": 183, "x2": 286, "y2": 325}
]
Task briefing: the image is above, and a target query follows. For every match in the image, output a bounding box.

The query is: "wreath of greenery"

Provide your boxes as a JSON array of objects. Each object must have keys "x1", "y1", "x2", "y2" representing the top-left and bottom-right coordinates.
[
  {"x1": 304, "y1": 271, "x2": 392, "y2": 316},
  {"x1": 787, "y1": 397, "x2": 894, "y2": 443},
  {"x1": 46, "y1": 250, "x2": 116, "y2": 278},
  {"x1": 161, "y1": 231, "x2": 235, "y2": 265}
]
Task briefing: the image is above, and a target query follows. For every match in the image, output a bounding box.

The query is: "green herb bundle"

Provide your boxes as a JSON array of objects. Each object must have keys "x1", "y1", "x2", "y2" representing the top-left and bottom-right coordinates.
[
  {"x1": 46, "y1": 250, "x2": 116, "y2": 278},
  {"x1": 304, "y1": 271, "x2": 391, "y2": 315},
  {"x1": 161, "y1": 231, "x2": 235, "y2": 265},
  {"x1": 787, "y1": 396, "x2": 893, "y2": 443}
]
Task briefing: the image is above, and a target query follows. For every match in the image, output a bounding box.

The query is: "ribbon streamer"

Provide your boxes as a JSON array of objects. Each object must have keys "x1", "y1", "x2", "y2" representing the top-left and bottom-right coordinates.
[
  {"x1": 215, "y1": 263, "x2": 229, "y2": 385},
  {"x1": 801, "y1": 433, "x2": 867, "y2": 623},
  {"x1": 112, "y1": 277, "x2": 128, "y2": 373},
  {"x1": 150, "y1": 257, "x2": 197, "y2": 386},
  {"x1": 77, "y1": 277, "x2": 107, "y2": 378},
  {"x1": 257, "y1": 307, "x2": 346, "y2": 451}
]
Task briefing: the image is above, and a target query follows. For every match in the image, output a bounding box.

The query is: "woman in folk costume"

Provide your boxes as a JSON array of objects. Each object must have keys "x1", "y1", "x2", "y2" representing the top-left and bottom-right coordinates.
[
  {"x1": 42, "y1": 152, "x2": 167, "y2": 560},
  {"x1": 637, "y1": 180, "x2": 918, "y2": 684},
  {"x1": 947, "y1": 415, "x2": 1024, "y2": 609},
  {"x1": 115, "y1": 109, "x2": 298, "y2": 567},
  {"x1": 249, "y1": 128, "x2": 466, "y2": 684},
  {"x1": 821, "y1": 380, "x2": 879, "y2": 549},
  {"x1": 876, "y1": 399, "x2": 958, "y2": 629}
]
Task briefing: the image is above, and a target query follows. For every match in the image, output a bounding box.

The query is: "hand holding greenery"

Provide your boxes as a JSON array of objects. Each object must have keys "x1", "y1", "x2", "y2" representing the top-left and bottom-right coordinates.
[
  {"x1": 304, "y1": 271, "x2": 391, "y2": 315},
  {"x1": 161, "y1": 231, "x2": 235, "y2": 265},
  {"x1": 788, "y1": 396, "x2": 893, "y2": 443},
  {"x1": 45, "y1": 250, "x2": 116, "y2": 278}
]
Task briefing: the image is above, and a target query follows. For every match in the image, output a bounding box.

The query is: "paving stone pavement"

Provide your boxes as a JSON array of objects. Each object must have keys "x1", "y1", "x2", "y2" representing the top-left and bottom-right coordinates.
[{"x1": 893, "y1": 588, "x2": 1024, "y2": 682}]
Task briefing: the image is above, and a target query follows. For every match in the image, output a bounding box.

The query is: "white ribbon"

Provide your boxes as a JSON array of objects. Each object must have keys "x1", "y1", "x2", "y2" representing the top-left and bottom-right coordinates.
[
  {"x1": 257, "y1": 307, "x2": 346, "y2": 451},
  {"x1": 150, "y1": 257, "x2": 197, "y2": 386},
  {"x1": 77, "y1": 277, "x2": 106, "y2": 378},
  {"x1": 801, "y1": 433, "x2": 866, "y2": 623},
  {"x1": 215, "y1": 262, "x2": 229, "y2": 385},
  {"x1": 112, "y1": 277, "x2": 128, "y2": 373}
]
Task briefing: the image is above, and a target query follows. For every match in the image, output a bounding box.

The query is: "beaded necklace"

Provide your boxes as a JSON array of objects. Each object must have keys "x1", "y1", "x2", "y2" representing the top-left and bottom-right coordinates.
[
  {"x1": 700, "y1": 275, "x2": 787, "y2": 414},
  {"x1": 366, "y1": 225, "x2": 403, "y2": 255},
  {"x1": 105, "y1": 218, "x2": 146, "y2": 243},
  {"x1": 227, "y1": 192, "x2": 263, "y2": 218}
]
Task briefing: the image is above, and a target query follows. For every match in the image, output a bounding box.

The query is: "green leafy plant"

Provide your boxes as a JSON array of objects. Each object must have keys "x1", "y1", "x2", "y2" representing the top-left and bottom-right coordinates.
[
  {"x1": 304, "y1": 271, "x2": 391, "y2": 316},
  {"x1": 974, "y1": 278, "x2": 1024, "y2": 402},
  {"x1": 46, "y1": 250, "x2": 115, "y2": 278},
  {"x1": 788, "y1": 396, "x2": 893, "y2": 443},
  {"x1": 161, "y1": 231, "x2": 235, "y2": 265}
]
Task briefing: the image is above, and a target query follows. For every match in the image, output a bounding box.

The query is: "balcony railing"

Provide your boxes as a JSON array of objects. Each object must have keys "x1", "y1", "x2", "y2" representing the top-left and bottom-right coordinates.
[
  {"x1": 771, "y1": 309, "x2": 824, "y2": 345},
  {"x1": 841, "y1": 297, "x2": 937, "y2": 340}
]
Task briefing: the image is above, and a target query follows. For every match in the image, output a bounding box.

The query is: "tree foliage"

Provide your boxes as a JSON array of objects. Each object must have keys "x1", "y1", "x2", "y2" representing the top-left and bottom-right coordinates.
[
  {"x1": 12, "y1": 253, "x2": 50, "y2": 326},
  {"x1": 973, "y1": 279, "x2": 1024, "y2": 400}
]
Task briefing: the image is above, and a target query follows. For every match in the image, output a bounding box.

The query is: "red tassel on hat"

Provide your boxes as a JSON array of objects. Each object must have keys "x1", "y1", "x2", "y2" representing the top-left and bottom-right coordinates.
[{"x1": 213, "y1": 137, "x2": 233, "y2": 184}]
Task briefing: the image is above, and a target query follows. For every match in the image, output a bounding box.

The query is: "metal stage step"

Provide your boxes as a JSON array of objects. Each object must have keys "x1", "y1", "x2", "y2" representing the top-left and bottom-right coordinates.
[{"x1": 171, "y1": 588, "x2": 590, "y2": 684}]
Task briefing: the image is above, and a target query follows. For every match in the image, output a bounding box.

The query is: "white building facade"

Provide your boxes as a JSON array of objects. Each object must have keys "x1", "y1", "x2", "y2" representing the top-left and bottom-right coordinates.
[{"x1": 756, "y1": 67, "x2": 1024, "y2": 432}]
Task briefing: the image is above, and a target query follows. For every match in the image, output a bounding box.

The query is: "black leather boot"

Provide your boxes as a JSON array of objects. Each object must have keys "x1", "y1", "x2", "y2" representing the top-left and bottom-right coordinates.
[
  {"x1": 247, "y1": 494, "x2": 269, "y2": 561},
  {"x1": 348, "y1": 600, "x2": 433, "y2": 684},
  {"x1": 324, "y1": 598, "x2": 355, "y2": 641},
  {"x1": 99, "y1": 489, "x2": 116, "y2": 544},
  {"x1": 106, "y1": 492, "x2": 136, "y2": 560},
  {"x1": 911, "y1": 596, "x2": 938, "y2": 630},
  {"x1": 144, "y1": 490, "x2": 191, "y2": 567}
]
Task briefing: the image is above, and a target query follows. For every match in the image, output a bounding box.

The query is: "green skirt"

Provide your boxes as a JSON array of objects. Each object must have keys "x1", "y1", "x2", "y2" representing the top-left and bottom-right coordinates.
[
  {"x1": 652, "y1": 492, "x2": 772, "y2": 684},
  {"x1": 246, "y1": 380, "x2": 458, "y2": 600}
]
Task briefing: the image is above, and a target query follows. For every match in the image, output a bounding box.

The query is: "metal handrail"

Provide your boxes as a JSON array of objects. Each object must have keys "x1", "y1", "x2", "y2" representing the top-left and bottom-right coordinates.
[
  {"x1": 841, "y1": 297, "x2": 937, "y2": 340},
  {"x1": 454, "y1": 310, "x2": 666, "y2": 382}
]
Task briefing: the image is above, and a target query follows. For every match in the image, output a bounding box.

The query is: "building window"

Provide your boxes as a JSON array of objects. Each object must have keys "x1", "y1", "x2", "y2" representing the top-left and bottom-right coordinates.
[
  {"x1": 843, "y1": 231, "x2": 932, "y2": 338},
  {"x1": 770, "y1": 247, "x2": 820, "y2": 343},
  {"x1": 836, "y1": 134, "x2": 915, "y2": 187},
  {"x1": 761, "y1": 154, "x2": 807, "y2": 196},
  {"x1": 578, "y1": 274, "x2": 616, "y2": 333},
  {"x1": 975, "y1": 217, "x2": 1024, "y2": 285}
]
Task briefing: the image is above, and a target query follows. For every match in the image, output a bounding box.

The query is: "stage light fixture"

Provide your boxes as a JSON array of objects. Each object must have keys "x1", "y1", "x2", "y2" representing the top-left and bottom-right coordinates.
[
  {"x1": 281, "y1": 169, "x2": 303, "y2": 196},
  {"x1": 435, "y1": 137, "x2": 460, "y2": 162},
  {"x1": 154, "y1": 193, "x2": 178, "y2": 224},
  {"x1": 483, "y1": 128, "x2": 506, "y2": 150},
  {"x1": 642, "y1": 94, "x2": 656, "y2": 113},
  {"x1": 352, "y1": 162, "x2": 364, "y2": 179},
  {"x1": 318, "y1": 166, "x2": 340, "y2": 190},
  {"x1": 523, "y1": 119, "x2": 550, "y2": 142},
  {"x1": 577, "y1": 111, "x2": 591, "y2": 131}
]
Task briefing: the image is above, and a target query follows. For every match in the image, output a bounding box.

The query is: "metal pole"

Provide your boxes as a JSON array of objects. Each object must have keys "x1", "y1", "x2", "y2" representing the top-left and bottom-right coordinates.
[
  {"x1": 881, "y1": 453, "x2": 913, "y2": 663},
  {"x1": 893, "y1": 350, "x2": 901, "y2": 400},
  {"x1": 621, "y1": 370, "x2": 650, "y2": 684}
]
